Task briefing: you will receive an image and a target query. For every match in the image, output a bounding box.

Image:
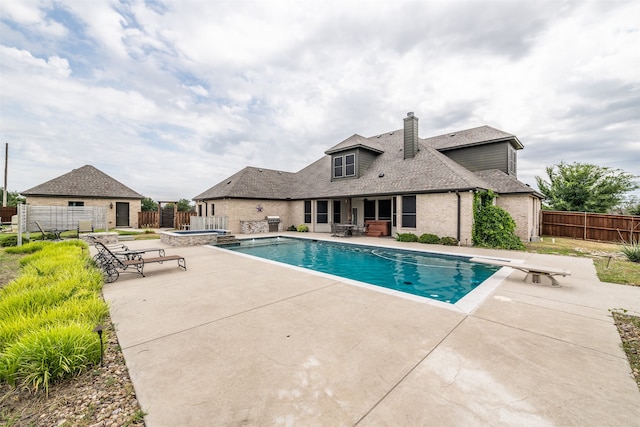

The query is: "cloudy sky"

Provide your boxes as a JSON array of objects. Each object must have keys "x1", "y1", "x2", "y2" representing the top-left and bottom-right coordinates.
[{"x1": 1, "y1": 0, "x2": 639, "y2": 202}]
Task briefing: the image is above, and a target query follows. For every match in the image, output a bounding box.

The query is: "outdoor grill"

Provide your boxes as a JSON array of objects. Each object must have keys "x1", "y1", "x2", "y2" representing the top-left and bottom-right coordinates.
[{"x1": 266, "y1": 215, "x2": 280, "y2": 232}]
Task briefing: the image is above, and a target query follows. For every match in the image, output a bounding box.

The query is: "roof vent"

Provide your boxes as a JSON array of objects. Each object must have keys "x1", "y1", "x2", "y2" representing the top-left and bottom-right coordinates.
[
  {"x1": 449, "y1": 133, "x2": 456, "y2": 137},
  {"x1": 378, "y1": 172, "x2": 385, "y2": 178}
]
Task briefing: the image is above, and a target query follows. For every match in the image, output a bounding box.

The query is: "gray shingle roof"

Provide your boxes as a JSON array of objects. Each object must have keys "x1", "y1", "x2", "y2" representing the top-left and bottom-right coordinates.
[
  {"x1": 475, "y1": 169, "x2": 542, "y2": 196},
  {"x1": 194, "y1": 127, "x2": 531, "y2": 200},
  {"x1": 193, "y1": 167, "x2": 295, "y2": 200},
  {"x1": 288, "y1": 131, "x2": 492, "y2": 199},
  {"x1": 22, "y1": 165, "x2": 144, "y2": 199},
  {"x1": 325, "y1": 133, "x2": 385, "y2": 154},
  {"x1": 426, "y1": 125, "x2": 523, "y2": 151}
]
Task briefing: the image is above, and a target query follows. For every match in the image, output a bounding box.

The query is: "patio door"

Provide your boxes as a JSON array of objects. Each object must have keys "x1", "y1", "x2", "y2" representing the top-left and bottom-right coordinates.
[
  {"x1": 333, "y1": 200, "x2": 341, "y2": 224},
  {"x1": 115, "y1": 202, "x2": 130, "y2": 227}
]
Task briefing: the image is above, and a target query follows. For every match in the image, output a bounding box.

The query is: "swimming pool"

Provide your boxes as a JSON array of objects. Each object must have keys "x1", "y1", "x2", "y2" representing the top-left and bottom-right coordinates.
[{"x1": 220, "y1": 237, "x2": 501, "y2": 304}]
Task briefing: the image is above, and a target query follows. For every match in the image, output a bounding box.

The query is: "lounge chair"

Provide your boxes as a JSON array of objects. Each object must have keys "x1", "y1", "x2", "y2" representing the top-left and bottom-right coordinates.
[
  {"x1": 77, "y1": 219, "x2": 94, "y2": 237},
  {"x1": 93, "y1": 241, "x2": 186, "y2": 283},
  {"x1": 34, "y1": 221, "x2": 62, "y2": 240}
]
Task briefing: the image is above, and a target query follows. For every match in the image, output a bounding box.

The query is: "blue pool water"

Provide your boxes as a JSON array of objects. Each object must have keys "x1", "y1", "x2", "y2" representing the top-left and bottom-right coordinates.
[{"x1": 221, "y1": 237, "x2": 500, "y2": 304}]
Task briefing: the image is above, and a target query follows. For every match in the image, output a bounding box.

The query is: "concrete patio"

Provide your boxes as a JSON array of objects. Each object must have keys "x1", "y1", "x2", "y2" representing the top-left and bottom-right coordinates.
[{"x1": 101, "y1": 233, "x2": 640, "y2": 426}]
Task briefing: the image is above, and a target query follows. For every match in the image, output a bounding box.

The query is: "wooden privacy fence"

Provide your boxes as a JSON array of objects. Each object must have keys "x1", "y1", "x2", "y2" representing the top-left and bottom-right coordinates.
[
  {"x1": 0, "y1": 206, "x2": 17, "y2": 223},
  {"x1": 138, "y1": 211, "x2": 196, "y2": 229},
  {"x1": 541, "y1": 210, "x2": 640, "y2": 243}
]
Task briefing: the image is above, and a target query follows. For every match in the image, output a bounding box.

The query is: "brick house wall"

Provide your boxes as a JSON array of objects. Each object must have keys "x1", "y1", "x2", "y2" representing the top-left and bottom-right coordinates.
[{"x1": 495, "y1": 194, "x2": 540, "y2": 241}]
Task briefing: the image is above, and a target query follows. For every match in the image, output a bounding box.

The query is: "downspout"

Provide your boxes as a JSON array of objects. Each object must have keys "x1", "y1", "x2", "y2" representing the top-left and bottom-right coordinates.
[{"x1": 456, "y1": 191, "x2": 461, "y2": 242}]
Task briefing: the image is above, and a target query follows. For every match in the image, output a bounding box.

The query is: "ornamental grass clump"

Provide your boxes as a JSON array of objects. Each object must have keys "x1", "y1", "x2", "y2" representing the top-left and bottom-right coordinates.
[
  {"x1": 0, "y1": 240, "x2": 107, "y2": 394},
  {"x1": 0, "y1": 323, "x2": 101, "y2": 395},
  {"x1": 621, "y1": 240, "x2": 640, "y2": 263}
]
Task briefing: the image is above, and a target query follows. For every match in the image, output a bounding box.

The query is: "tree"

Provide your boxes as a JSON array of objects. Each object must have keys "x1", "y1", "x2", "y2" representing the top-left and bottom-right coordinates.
[
  {"x1": 536, "y1": 162, "x2": 638, "y2": 213},
  {"x1": 176, "y1": 199, "x2": 194, "y2": 212},
  {"x1": 141, "y1": 197, "x2": 158, "y2": 212},
  {"x1": 0, "y1": 190, "x2": 25, "y2": 206}
]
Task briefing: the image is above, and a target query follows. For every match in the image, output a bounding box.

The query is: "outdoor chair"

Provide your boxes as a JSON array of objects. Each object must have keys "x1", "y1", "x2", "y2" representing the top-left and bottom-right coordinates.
[
  {"x1": 77, "y1": 219, "x2": 94, "y2": 237},
  {"x1": 354, "y1": 223, "x2": 366, "y2": 236},
  {"x1": 93, "y1": 241, "x2": 186, "y2": 283},
  {"x1": 34, "y1": 221, "x2": 62, "y2": 240}
]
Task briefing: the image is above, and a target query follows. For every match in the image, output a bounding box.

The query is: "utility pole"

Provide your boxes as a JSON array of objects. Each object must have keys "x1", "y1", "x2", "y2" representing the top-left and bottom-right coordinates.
[{"x1": 2, "y1": 143, "x2": 7, "y2": 207}]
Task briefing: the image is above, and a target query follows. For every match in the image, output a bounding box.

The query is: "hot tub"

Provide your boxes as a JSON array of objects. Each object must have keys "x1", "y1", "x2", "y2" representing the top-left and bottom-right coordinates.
[{"x1": 160, "y1": 229, "x2": 228, "y2": 247}]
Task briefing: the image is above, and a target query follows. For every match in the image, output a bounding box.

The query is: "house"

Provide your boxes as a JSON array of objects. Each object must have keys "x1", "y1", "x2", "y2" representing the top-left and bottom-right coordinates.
[
  {"x1": 21, "y1": 165, "x2": 144, "y2": 228},
  {"x1": 193, "y1": 113, "x2": 542, "y2": 243}
]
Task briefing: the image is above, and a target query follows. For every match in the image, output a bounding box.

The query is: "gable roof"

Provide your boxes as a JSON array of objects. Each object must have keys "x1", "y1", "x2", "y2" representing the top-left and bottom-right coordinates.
[
  {"x1": 22, "y1": 165, "x2": 144, "y2": 199},
  {"x1": 193, "y1": 166, "x2": 295, "y2": 200},
  {"x1": 288, "y1": 130, "x2": 492, "y2": 199},
  {"x1": 427, "y1": 125, "x2": 523, "y2": 151},
  {"x1": 194, "y1": 126, "x2": 520, "y2": 201},
  {"x1": 325, "y1": 133, "x2": 385, "y2": 155}
]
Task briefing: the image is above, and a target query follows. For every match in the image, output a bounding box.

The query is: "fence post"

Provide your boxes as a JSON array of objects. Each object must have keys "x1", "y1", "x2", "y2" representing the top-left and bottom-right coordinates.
[{"x1": 583, "y1": 211, "x2": 587, "y2": 240}]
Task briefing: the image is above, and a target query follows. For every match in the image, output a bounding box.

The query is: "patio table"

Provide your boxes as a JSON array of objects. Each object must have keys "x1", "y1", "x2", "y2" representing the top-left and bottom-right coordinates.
[{"x1": 335, "y1": 223, "x2": 356, "y2": 237}]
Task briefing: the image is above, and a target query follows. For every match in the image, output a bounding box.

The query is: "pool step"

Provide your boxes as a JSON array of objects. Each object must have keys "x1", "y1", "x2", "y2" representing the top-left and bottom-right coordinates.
[{"x1": 216, "y1": 235, "x2": 240, "y2": 246}]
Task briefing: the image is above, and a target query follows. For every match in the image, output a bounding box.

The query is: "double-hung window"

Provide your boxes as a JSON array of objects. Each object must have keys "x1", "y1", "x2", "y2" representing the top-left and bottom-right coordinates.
[
  {"x1": 402, "y1": 195, "x2": 416, "y2": 228},
  {"x1": 333, "y1": 154, "x2": 356, "y2": 178},
  {"x1": 304, "y1": 200, "x2": 312, "y2": 223},
  {"x1": 316, "y1": 201, "x2": 328, "y2": 223}
]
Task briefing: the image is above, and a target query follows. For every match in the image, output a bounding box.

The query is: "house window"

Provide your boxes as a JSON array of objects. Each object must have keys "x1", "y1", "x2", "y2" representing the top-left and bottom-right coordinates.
[
  {"x1": 333, "y1": 157, "x2": 343, "y2": 177},
  {"x1": 345, "y1": 154, "x2": 355, "y2": 176},
  {"x1": 198, "y1": 204, "x2": 202, "y2": 216},
  {"x1": 378, "y1": 199, "x2": 391, "y2": 220},
  {"x1": 317, "y1": 200, "x2": 328, "y2": 223},
  {"x1": 402, "y1": 195, "x2": 416, "y2": 228},
  {"x1": 364, "y1": 199, "x2": 376, "y2": 221},
  {"x1": 68, "y1": 201, "x2": 84, "y2": 207},
  {"x1": 304, "y1": 200, "x2": 312, "y2": 223},
  {"x1": 210, "y1": 204, "x2": 214, "y2": 216},
  {"x1": 508, "y1": 146, "x2": 517, "y2": 176},
  {"x1": 333, "y1": 153, "x2": 356, "y2": 178},
  {"x1": 392, "y1": 197, "x2": 397, "y2": 227}
]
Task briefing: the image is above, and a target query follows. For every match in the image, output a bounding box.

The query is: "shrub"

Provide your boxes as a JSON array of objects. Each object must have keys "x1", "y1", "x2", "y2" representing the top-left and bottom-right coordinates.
[
  {"x1": 418, "y1": 233, "x2": 440, "y2": 244},
  {"x1": 0, "y1": 235, "x2": 30, "y2": 247},
  {"x1": 0, "y1": 239, "x2": 107, "y2": 394},
  {"x1": 439, "y1": 236, "x2": 459, "y2": 246},
  {"x1": 621, "y1": 240, "x2": 640, "y2": 263},
  {"x1": 0, "y1": 323, "x2": 101, "y2": 395},
  {"x1": 472, "y1": 191, "x2": 525, "y2": 250},
  {"x1": 396, "y1": 233, "x2": 418, "y2": 242},
  {"x1": 287, "y1": 225, "x2": 297, "y2": 231},
  {"x1": 296, "y1": 225, "x2": 309, "y2": 232}
]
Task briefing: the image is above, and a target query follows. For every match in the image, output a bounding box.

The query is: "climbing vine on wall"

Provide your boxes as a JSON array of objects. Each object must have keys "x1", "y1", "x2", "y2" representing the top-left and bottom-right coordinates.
[{"x1": 472, "y1": 190, "x2": 525, "y2": 250}]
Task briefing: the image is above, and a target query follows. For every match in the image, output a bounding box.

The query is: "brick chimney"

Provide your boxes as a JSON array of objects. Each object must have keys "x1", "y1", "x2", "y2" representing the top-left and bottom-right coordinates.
[{"x1": 403, "y1": 112, "x2": 418, "y2": 159}]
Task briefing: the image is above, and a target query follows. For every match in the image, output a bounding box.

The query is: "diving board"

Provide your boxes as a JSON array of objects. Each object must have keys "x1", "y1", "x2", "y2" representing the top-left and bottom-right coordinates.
[{"x1": 470, "y1": 257, "x2": 571, "y2": 287}]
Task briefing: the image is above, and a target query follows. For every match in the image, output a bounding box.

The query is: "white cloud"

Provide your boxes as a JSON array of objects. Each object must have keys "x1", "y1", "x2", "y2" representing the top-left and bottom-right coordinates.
[{"x1": 1, "y1": 0, "x2": 638, "y2": 201}]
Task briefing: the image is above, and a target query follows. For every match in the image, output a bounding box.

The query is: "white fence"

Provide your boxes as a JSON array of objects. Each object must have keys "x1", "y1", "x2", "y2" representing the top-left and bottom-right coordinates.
[
  {"x1": 18, "y1": 205, "x2": 108, "y2": 245},
  {"x1": 189, "y1": 216, "x2": 228, "y2": 231}
]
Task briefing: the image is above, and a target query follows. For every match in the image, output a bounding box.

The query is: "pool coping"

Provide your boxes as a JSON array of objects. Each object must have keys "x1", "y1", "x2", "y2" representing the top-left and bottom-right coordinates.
[{"x1": 211, "y1": 234, "x2": 520, "y2": 314}]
